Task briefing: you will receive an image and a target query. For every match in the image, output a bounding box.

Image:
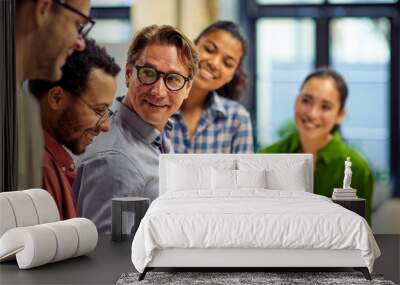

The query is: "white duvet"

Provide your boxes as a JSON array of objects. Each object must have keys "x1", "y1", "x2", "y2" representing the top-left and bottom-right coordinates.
[{"x1": 131, "y1": 190, "x2": 380, "y2": 273}]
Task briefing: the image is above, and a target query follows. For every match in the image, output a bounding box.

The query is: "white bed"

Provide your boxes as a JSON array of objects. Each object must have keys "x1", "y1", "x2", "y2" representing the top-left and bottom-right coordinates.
[{"x1": 131, "y1": 154, "x2": 380, "y2": 280}]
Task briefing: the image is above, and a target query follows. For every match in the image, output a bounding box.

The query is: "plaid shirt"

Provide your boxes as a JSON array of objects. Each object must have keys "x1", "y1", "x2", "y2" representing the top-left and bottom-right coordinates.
[
  {"x1": 153, "y1": 120, "x2": 174, "y2": 154},
  {"x1": 169, "y1": 92, "x2": 254, "y2": 153}
]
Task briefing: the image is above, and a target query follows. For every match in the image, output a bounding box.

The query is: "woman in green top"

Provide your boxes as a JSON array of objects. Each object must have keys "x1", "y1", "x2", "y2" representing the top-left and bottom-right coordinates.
[{"x1": 260, "y1": 67, "x2": 374, "y2": 224}]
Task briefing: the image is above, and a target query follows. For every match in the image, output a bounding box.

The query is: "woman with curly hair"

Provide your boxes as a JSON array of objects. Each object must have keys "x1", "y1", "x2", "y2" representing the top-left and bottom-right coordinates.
[{"x1": 169, "y1": 21, "x2": 253, "y2": 153}]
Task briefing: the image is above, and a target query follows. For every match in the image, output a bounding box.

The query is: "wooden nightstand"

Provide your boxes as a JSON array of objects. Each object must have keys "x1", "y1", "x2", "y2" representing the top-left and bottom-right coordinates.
[{"x1": 331, "y1": 198, "x2": 366, "y2": 219}]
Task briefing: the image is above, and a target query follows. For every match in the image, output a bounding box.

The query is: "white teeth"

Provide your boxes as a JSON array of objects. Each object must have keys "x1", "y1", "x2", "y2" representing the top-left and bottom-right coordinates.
[
  {"x1": 301, "y1": 118, "x2": 319, "y2": 129},
  {"x1": 146, "y1": 101, "x2": 166, "y2": 108},
  {"x1": 200, "y1": 68, "x2": 215, "y2": 80}
]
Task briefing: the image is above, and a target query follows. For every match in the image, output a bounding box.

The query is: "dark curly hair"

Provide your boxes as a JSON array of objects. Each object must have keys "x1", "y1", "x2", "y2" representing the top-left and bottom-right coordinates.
[
  {"x1": 300, "y1": 67, "x2": 348, "y2": 133},
  {"x1": 29, "y1": 38, "x2": 120, "y2": 99},
  {"x1": 195, "y1": 21, "x2": 248, "y2": 101}
]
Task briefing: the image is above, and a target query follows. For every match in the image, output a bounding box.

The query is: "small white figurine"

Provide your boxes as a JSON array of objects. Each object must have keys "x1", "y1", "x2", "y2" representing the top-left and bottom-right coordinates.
[{"x1": 343, "y1": 157, "x2": 352, "y2": 189}]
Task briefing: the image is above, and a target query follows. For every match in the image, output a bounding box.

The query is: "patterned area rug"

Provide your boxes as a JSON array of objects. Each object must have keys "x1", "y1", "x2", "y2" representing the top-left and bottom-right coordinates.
[{"x1": 117, "y1": 271, "x2": 396, "y2": 285}]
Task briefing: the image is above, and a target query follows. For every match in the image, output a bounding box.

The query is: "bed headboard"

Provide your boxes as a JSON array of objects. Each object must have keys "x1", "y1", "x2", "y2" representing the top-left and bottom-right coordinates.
[{"x1": 159, "y1": 154, "x2": 313, "y2": 195}]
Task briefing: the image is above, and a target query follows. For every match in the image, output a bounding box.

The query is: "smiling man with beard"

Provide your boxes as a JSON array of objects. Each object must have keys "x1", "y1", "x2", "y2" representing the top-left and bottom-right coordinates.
[
  {"x1": 74, "y1": 25, "x2": 199, "y2": 233},
  {"x1": 28, "y1": 38, "x2": 120, "y2": 219}
]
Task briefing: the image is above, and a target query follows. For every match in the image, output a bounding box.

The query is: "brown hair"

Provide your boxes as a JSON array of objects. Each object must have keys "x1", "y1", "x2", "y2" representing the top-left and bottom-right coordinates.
[{"x1": 127, "y1": 25, "x2": 199, "y2": 79}]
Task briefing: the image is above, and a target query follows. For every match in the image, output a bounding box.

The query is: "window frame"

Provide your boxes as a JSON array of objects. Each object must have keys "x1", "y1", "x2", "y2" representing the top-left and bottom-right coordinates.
[
  {"x1": 241, "y1": 0, "x2": 400, "y2": 196},
  {"x1": 91, "y1": 6, "x2": 130, "y2": 19},
  {"x1": 1, "y1": 0, "x2": 17, "y2": 191}
]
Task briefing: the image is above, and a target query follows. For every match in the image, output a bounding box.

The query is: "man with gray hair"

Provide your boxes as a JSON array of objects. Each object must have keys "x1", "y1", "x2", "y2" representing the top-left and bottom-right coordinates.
[{"x1": 75, "y1": 25, "x2": 199, "y2": 233}]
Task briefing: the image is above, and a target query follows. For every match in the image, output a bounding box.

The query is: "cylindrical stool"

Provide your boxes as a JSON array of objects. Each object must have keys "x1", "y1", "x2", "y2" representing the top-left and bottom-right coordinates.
[{"x1": 111, "y1": 197, "x2": 150, "y2": 242}]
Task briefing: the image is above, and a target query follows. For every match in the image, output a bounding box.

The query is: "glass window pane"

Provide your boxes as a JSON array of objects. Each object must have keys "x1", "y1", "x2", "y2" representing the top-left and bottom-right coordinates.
[
  {"x1": 257, "y1": 0, "x2": 323, "y2": 4},
  {"x1": 90, "y1": 19, "x2": 133, "y2": 44},
  {"x1": 330, "y1": 17, "x2": 390, "y2": 183},
  {"x1": 256, "y1": 18, "x2": 315, "y2": 149},
  {"x1": 92, "y1": 0, "x2": 134, "y2": 7},
  {"x1": 89, "y1": 20, "x2": 133, "y2": 98},
  {"x1": 329, "y1": 0, "x2": 396, "y2": 3}
]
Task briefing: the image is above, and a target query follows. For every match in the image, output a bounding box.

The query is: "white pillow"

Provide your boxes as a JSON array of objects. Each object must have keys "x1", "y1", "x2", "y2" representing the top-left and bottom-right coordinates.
[
  {"x1": 211, "y1": 168, "x2": 237, "y2": 190},
  {"x1": 266, "y1": 165, "x2": 306, "y2": 191},
  {"x1": 167, "y1": 162, "x2": 212, "y2": 191},
  {"x1": 211, "y1": 169, "x2": 268, "y2": 190},
  {"x1": 236, "y1": 169, "x2": 267, "y2": 189},
  {"x1": 238, "y1": 159, "x2": 308, "y2": 192}
]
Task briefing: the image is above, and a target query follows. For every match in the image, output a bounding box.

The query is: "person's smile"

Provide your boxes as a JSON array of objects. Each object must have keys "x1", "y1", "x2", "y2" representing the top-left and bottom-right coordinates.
[
  {"x1": 143, "y1": 98, "x2": 169, "y2": 109},
  {"x1": 198, "y1": 63, "x2": 218, "y2": 81},
  {"x1": 300, "y1": 116, "x2": 321, "y2": 130}
]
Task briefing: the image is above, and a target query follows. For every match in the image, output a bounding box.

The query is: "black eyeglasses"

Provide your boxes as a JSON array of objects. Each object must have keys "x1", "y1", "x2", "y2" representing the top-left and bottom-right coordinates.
[
  {"x1": 135, "y1": 65, "x2": 191, "y2": 92},
  {"x1": 53, "y1": 0, "x2": 95, "y2": 38},
  {"x1": 77, "y1": 96, "x2": 114, "y2": 127}
]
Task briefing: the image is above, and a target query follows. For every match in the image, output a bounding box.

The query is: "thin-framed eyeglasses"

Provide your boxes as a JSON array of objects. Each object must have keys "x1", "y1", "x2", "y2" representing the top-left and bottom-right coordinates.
[
  {"x1": 76, "y1": 96, "x2": 114, "y2": 127},
  {"x1": 53, "y1": 0, "x2": 95, "y2": 38},
  {"x1": 135, "y1": 65, "x2": 191, "y2": 92}
]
